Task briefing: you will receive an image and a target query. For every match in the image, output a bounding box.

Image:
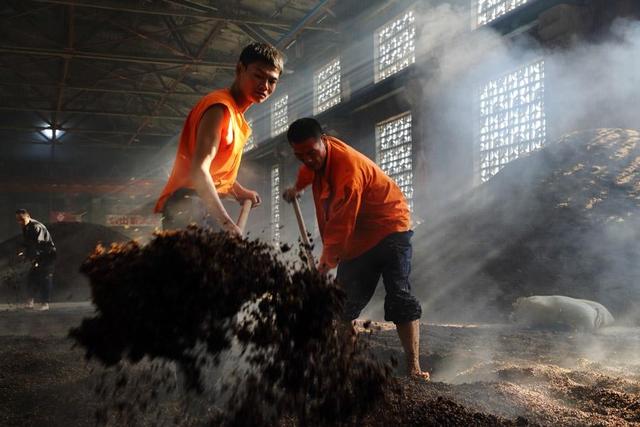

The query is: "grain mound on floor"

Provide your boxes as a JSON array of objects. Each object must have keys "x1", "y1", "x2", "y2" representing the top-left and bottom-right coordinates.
[{"x1": 70, "y1": 226, "x2": 393, "y2": 426}]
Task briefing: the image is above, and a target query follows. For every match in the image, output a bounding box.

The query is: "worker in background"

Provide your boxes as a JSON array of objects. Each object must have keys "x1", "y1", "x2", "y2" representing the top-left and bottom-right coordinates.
[
  {"x1": 283, "y1": 118, "x2": 429, "y2": 380},
  {"x1": 16, "y1": 209, "x2": 56, "y2": 311},
  {"x1": 155, "y1": 42, "x2": 284, "y2": 234}
]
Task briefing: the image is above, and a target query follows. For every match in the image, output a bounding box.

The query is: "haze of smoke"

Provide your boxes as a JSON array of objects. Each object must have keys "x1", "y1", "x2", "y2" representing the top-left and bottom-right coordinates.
[{"x1": 407, "y1": 4, "x2": 640, "y2": 323}]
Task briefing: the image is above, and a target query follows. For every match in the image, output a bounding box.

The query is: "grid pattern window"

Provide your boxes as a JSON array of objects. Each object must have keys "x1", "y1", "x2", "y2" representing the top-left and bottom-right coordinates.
[
  {"x1": 314, "y1": 57, "x2": 341, "y2": 114},
  {"x1": 476, "y1": 0, "x2": 530, "y2": 27},
  {"x1": 243, "y1": 119, "x2": 256, "y2": 153},
  {"x1": 271, "y1": 165, "x2": 280, "y2": 243},
  {"x1": 271, "y1": 95, "x2": 288, "y2": 137},
  {"x1": 375, "y1": 113, "x2": 413, "y2": 210},
  {"x1": 374, "y1": 10, "x2": 416, "y2": 83},
  {"x1": 478, "y1": 59, "x2": 546, "y2": 182}
]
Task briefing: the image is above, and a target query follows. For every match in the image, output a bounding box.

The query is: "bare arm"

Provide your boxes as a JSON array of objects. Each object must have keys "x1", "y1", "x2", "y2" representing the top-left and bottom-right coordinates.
[
  {"x1": 189, "y1": 105, "x2": 241, "y2": 235},
  {"x1": 231, "y1": 180, "x2": 261, "y2": 207}
]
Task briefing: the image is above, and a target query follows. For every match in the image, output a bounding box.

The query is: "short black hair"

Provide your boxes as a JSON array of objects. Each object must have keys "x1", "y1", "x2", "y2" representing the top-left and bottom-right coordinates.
[
  {"x1": 287, "y1": 118, "x2": 324, "y2": 144},
  {"x1": 16, "y1": 209, "x2": 29, "y2": 216},
  {"x1": 239, "y1": 42, "x2": 284, "y2": 74}
]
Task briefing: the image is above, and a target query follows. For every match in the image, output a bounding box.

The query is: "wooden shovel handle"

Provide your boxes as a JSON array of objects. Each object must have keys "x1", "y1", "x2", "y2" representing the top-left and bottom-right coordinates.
[
  {"x1": 292, "y1": 197, "x2": 315, "y2": 270},
  {"x1": 236, "y1": 199, "x2": 253, "y2": 235}
]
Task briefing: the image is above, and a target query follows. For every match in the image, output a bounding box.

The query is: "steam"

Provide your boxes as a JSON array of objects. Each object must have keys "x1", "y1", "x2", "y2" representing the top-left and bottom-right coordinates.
[{"x1": 393, "y1": 3, "x2": 640, "y2": 321}]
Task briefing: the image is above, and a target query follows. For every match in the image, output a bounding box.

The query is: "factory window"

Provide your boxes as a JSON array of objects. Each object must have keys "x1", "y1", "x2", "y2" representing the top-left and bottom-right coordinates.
[
  {"x1": 374, "y1": 9, "x2": 416, "y2": 83},
  {"x1": 314, "y1": 57, "x2": 341, "y2": 114},
  {"x1": 476, "y1": 0, "x2": 530, "y2": 27},
  {"x1": 271, "y1": 94, "x2": 288, "y2": 137},
  {"x1": 375, "y1": 112, "x2": 414, "y2": 210},
  {"x1": 243, "y1": 119, "x2": 256, "y2": 153},
  {"x1": 478, "y1": 59, "x2": 546, "y2": 182},
  {"x1": 271, "y1": 165, "x2": 280, "y2": 243}
]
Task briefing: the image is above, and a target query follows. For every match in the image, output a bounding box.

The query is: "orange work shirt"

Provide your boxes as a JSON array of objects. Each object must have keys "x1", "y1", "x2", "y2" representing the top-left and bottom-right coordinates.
[
  {"x1": 154, "y1": 88, "x2": 251, "y2": 212},
  {"x1": 294, "y1": 136, "x2": 411, "y2": 268}
]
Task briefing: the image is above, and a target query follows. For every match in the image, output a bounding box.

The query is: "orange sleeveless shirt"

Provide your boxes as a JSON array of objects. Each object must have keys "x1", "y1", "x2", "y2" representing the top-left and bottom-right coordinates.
[{"x1": 155, "y1": 89, "x2": 252, "y2": 212}]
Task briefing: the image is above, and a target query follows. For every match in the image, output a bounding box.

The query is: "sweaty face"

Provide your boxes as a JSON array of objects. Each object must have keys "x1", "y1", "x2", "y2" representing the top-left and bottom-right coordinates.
[
  {"x1": 291, "y1": 137, "x2": 327, "y2": 171},
  {"x1": 236, "y1": 61, "x2": 279, "y2": 104}
]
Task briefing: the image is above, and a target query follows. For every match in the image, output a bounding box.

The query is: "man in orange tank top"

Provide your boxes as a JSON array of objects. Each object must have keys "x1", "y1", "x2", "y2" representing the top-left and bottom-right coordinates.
[
  {"x1": 155, "y1": 43, "x2": 283, "y2": 235},
  {"x1": 283, "y1": 118, "x2": 429, "y2": 380}
]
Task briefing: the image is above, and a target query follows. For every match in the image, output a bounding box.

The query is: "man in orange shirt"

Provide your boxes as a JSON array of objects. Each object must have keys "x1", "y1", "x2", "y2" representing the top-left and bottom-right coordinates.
[
  {"x1": 155, "y1": 43, "x2": 283, "y2": 235},
  {"x1": 283, "y1": 118, "x2": 428, "y2": 379}
]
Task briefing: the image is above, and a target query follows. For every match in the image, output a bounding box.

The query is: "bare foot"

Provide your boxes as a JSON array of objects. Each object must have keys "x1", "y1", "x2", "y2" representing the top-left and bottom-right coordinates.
[{"x1": 409, "y1": 370, "x2": 430, "y2": 381}]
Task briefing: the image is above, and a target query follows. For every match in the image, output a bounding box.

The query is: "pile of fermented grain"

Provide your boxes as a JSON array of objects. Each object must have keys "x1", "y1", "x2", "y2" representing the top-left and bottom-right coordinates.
[
  {"x1": 412, "y1": 129, "x2": 640, "y2": 323},
  {"x1": 70, "y1": 226, "x2": 392, "y2": 426},
  {"x1": 0, "y1": 222, "x2": 129, "y2": 302}
]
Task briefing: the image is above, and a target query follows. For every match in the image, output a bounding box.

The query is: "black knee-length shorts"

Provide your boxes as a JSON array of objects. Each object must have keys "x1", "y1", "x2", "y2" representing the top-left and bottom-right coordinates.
[{"x1": 336, "y1": 230, "x2": 422, "y2": 324}]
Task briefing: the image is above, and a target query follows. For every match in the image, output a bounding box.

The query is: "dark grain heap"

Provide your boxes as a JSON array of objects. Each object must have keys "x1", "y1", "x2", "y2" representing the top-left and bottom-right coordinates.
[{"x1": 70, "y1": 226, "x2": 392, "y2": 426}]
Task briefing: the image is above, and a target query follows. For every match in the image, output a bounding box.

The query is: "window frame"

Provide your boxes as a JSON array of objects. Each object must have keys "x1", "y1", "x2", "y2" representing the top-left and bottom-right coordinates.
[
  {"x1": 475, "y1": 58, "x2": 546, "y2": 183},
  {"x1": 375, "y1": 111, "x2": 414, "y2": 210},
  {"x1": 373, "y1": 8, "x2": 417, "y2": 83},
  {"x1": 313, "y1": 57, "x2": 342, "y2": 115}
]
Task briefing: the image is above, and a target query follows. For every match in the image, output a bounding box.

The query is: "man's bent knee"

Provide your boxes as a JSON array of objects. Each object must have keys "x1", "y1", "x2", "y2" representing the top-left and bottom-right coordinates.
[{"x1": 384, "y1": 294, "x2": 422, "y2": 323}]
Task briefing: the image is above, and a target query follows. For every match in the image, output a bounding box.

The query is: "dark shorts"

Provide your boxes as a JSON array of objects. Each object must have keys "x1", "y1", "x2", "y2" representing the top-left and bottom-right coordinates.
[
  {"x1": 162, "y1": 188, "x2": 219, "y2": 231},
  {"x1": 336, "y1": 230, "x2": 422, "y2": 324}
]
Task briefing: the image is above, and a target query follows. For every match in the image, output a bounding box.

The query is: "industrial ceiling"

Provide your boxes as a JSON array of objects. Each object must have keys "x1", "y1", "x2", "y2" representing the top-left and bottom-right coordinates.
[{"x1": 0, "y1": 0, "x2": 351, "y2": 182}]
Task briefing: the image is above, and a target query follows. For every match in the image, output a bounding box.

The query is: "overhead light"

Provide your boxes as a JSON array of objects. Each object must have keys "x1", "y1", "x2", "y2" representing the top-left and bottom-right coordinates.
[
  {"x1": 285, "y1": 39, "x2": 296, "y2": 50},
  {"x1": 42, "y1": 128, "x2": 55, "y2": 139}
]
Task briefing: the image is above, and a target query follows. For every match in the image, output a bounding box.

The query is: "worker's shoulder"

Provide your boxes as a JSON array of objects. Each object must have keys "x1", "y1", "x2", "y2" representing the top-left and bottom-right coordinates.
[
  {"x1": 329, "y1": 138, "x2": 373, "y2": 166},
  {"x1": 191, "y1": 89, "x2": 235, "y2": 117},
  {"x1": 33, "y1": 219, "x2": 47, "y2": 228},
  {"x1": 199, "y1": 88, "x2": 232, "y2": 104},
  {"x1": 26, "y1": 219, "x2": 45, "y2": 232},
  {"x1": 330, "y1": 142, "x2": 374, "y2": 184}
]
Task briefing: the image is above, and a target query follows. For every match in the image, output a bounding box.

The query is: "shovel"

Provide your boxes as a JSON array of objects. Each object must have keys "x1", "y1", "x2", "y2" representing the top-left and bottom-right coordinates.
[
  {"x1": 291, "y1": 197, "x2": 316, "y2": 270},
  {"x1": 236, "y1": 199, "x2": 253, "y2": 236}
]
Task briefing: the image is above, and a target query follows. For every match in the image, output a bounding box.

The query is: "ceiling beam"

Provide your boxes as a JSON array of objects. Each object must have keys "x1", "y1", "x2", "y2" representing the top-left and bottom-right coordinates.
[
  {"x1": 0, "y1": 105, "x2": 185, "y2": 120},
  {"x1": 0, "y1": 125, "x2": 177, "y2": 137},
  {"x1": 0, "y1": 45, "x2": 236, "y2": 68},
  {"x1": 82, "y1": 15, "x2": 211, "y2": 50},
  {"x1": 276, "y1": 0, "x2": 337, "y2": 49},
  {"x1": 0, "y1": 4, "x2": 54, "y2": 22},
  {"x1": 0, "y1": 180, "x2": 164, "y2": 195},
  {"x1": 2, "y1": 142, "x2": 159, "y2": 151},
  {"x1": 0, "y1": 55, "x2": 53, "y2": 100},
  {"x1": 72, "y1": 9, "x2": 120, "y2": 48},
  {"x1": 51, "y1": 4, "x2": 75, "y2": 141},
  {"x1": 0, "y1": 81, "x2": 206, "y2": 97},
  {"x1": 136, "y1": 93, "x2": 155, "y2": 115},
  {"x1": 163, "y1": 16, "x2": 195, "y2": 57},
  {"x1": 162, "y1": 0, "x2": 218, "y2": 13},
  {"x1": 1, "y1": 1, "x2": 63, "y2": 48},
  {"x1": 106, "y1": 18, "x2": 192, "y2": 59},
  {"x1": 56, "y1": 16, "x2": 142, "y2": 110},
  {"x1": 236, "y1": 23, "x2": 279, "y2": 45},
  {"x1": 126, "y1": 21, "x2": 224, "y2": 144},
  {"x1": 60, "y1": 63, "x2": 130, "y2": 110},
  {"x1": 32, "y1": 0, "x2": 337, "y2": 32}
]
